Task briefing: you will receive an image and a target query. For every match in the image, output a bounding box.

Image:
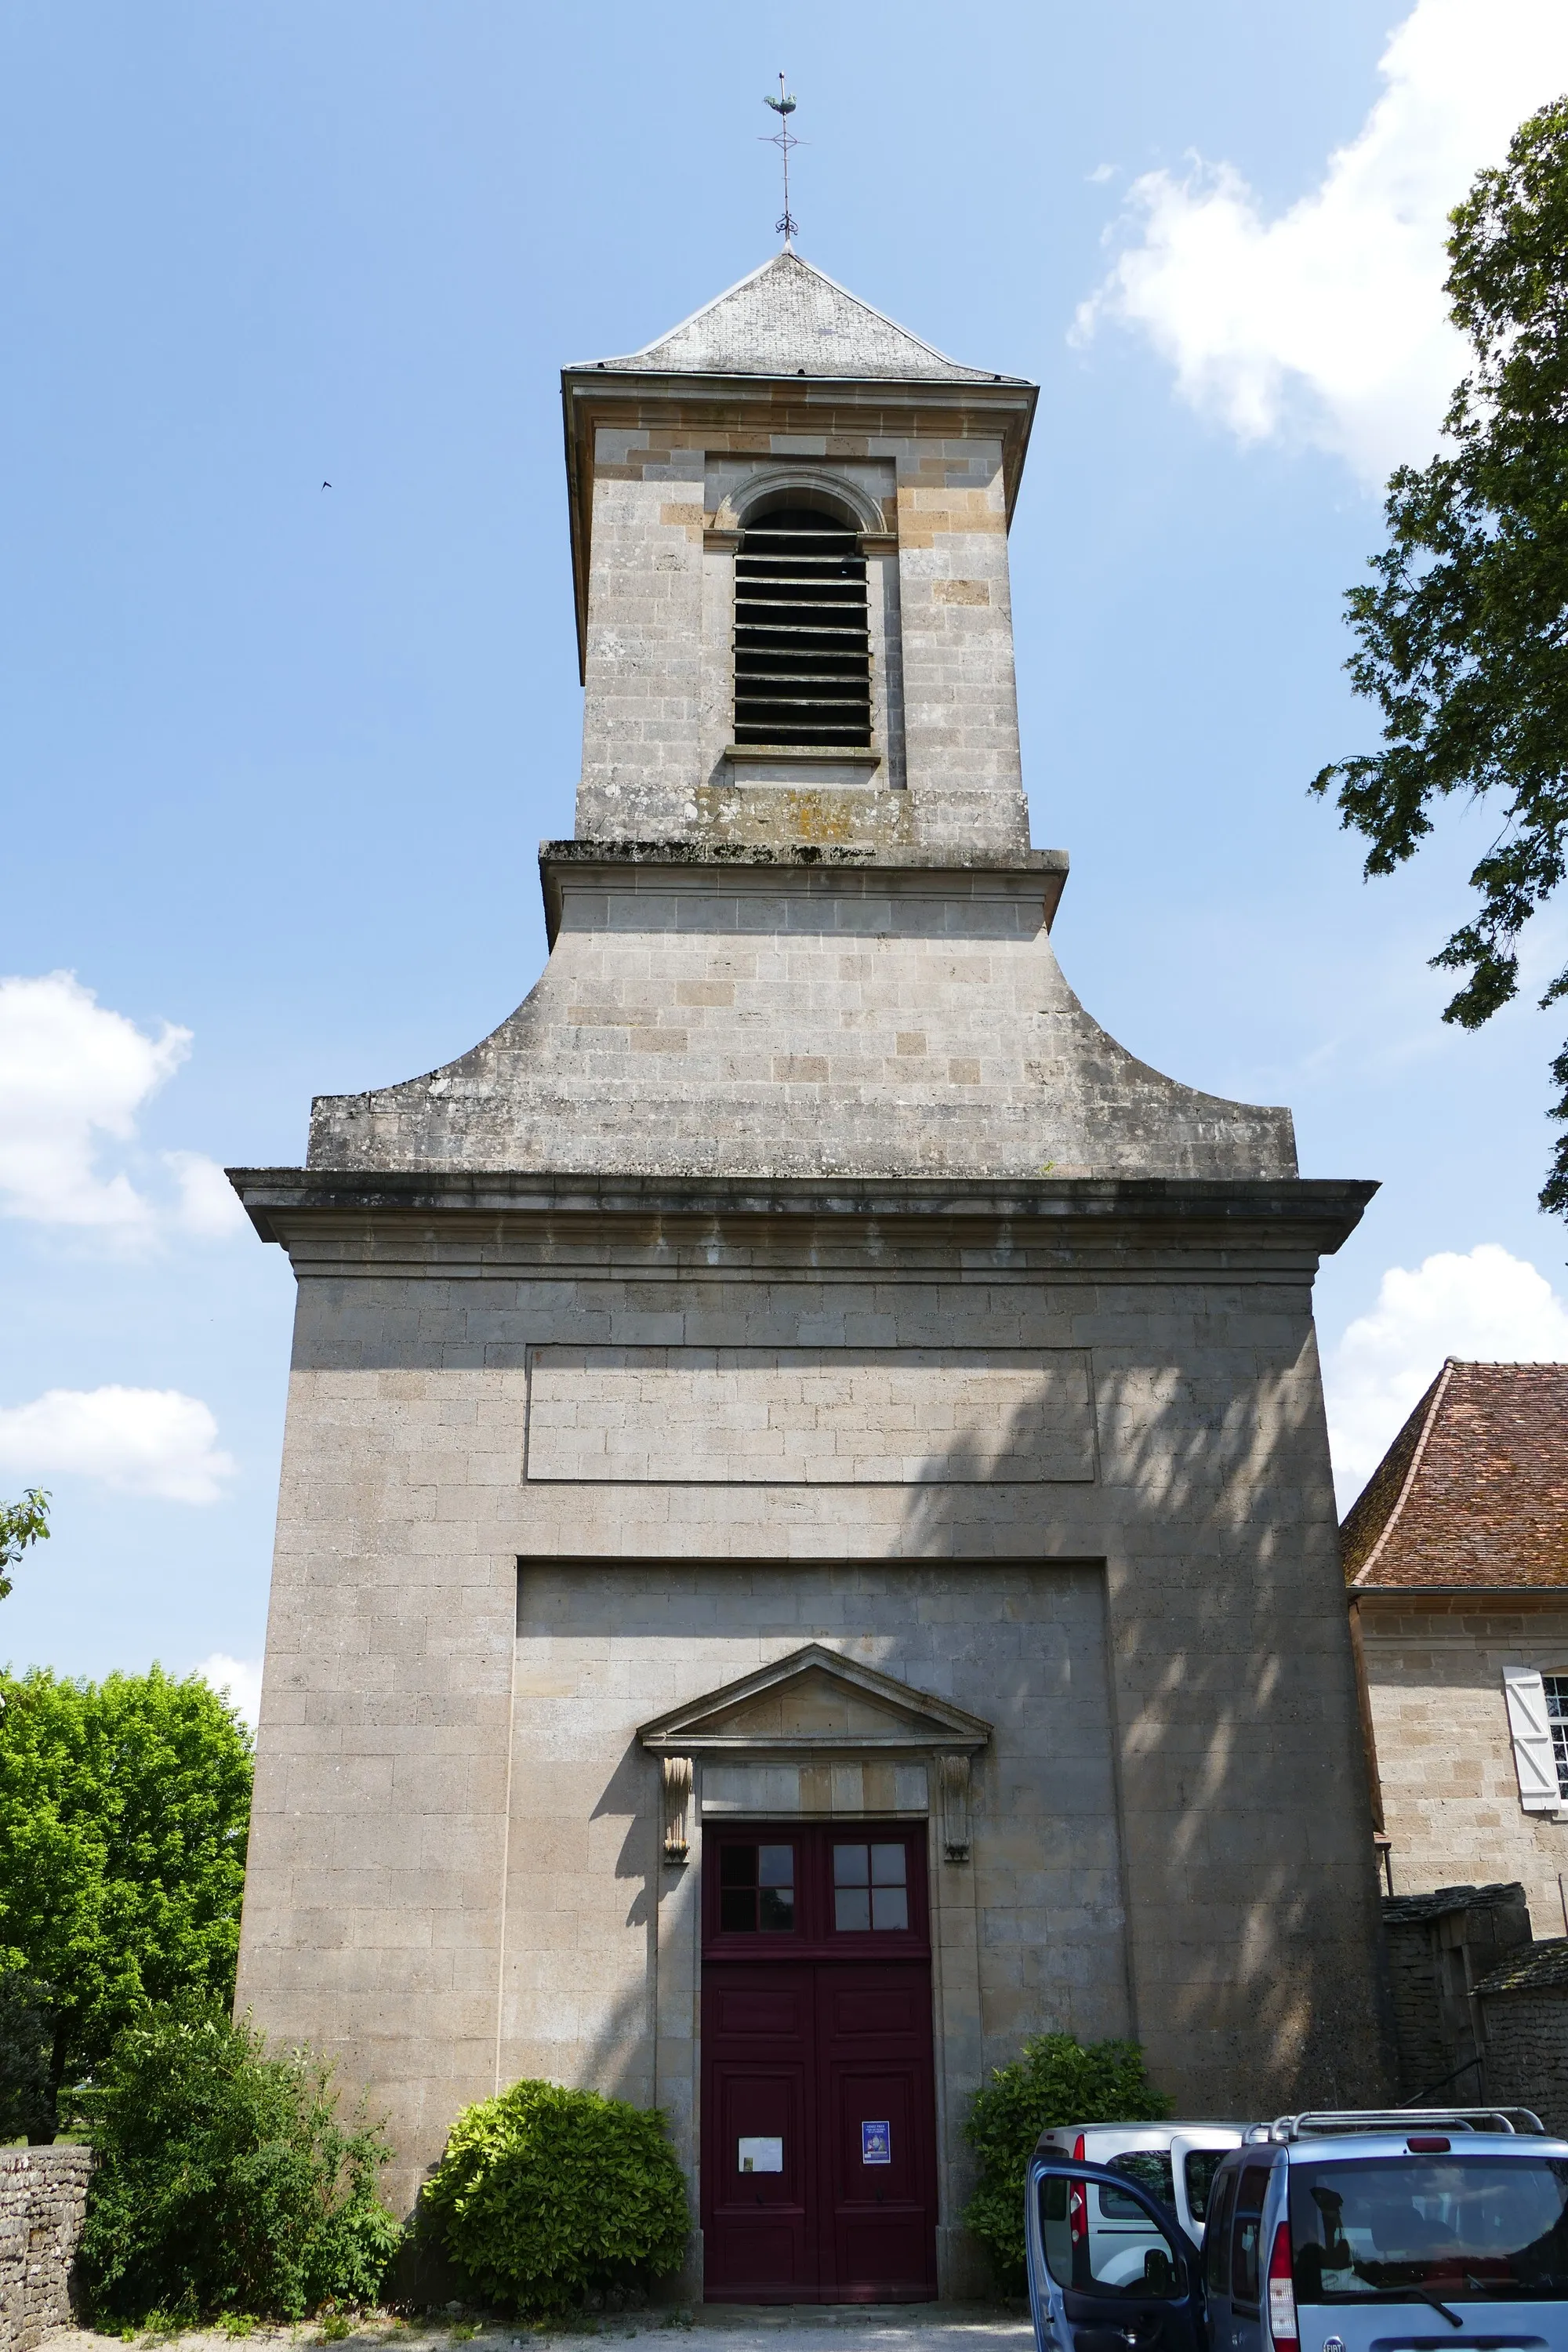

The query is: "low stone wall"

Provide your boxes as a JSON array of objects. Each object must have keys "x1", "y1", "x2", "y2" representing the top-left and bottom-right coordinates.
[
  {"x1": 0, "y1": 2148, "x2": 92, "y2": 2352},
  {"x1": 1481, "y1": 1987, "x2": 1568, "y2": 2135}
]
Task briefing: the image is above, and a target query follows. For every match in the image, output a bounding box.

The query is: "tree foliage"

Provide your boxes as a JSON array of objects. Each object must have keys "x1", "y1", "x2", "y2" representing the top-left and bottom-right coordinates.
[
  {"x1": 0, "y1": 1666, "x2": 252, "y2": 2137},
  {"x1": 963, "y1": 2033, "x2": 1173, "y2": 2291},
  {"x1": 420, "y1": 2079, "x2": 690, "y2": 2317},
  {"x1": 0, "y1": 1490, "x2": 49, "y2": 1602},
  {"x1": 1312, "y1": 96, "x2": 1568, "y2": 1210},
  {"x1": 75, "y1": 2005, "x2": 401, "y2": 2324}
]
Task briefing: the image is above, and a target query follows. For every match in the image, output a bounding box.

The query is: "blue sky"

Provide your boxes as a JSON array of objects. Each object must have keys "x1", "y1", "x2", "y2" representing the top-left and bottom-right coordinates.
[{"x1": 5, "y1": 0, "x2": 1568, "y2": 1714}]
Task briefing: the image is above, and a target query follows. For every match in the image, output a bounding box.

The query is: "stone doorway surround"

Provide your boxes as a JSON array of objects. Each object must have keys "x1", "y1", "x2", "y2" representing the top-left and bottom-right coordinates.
[{"x1": 638, "y1": 1646, "x2": 993, "y2": 2298}]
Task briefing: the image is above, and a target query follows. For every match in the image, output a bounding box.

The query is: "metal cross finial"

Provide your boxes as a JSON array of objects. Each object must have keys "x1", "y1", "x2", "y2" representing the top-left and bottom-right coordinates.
[{"x1": 762, "y1": 73, "x2": 799, "y2": 248}]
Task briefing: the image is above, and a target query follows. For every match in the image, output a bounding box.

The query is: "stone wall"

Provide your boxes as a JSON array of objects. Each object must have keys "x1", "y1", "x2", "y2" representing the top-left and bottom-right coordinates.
[
  {"x1": 1357, "y1": 1594, "x2": 1568, "y2": 1933},
  {"x1": 1480, "y1": 1986, "x2": 1568, "y2": 2135},
  {"x1": 0, "y1": 2148, "x2": 90, "y2": 2352},
  {"x1": 303, "y1": 857, "x2": 1298, "y2": 1182},
  {"x1": 1381, "y1": 1884, "x2": 1531, "y2": 2102}
]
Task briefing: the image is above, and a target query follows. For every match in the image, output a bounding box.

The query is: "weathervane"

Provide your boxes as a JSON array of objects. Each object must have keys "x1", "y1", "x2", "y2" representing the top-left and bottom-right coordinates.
[{"x1": 762, "y1": 74, "x2": 799, "y2": 248}]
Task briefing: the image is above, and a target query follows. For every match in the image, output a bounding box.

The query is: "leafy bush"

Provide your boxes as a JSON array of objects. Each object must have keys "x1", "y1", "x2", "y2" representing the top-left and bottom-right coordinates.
[
  {"x1": 76, "y1": 2006, "x2": 401, "y2": 2324},
  {"x1": 421, "y1": 2079, "x2": 689, "y2": 2317},
  {"x1": 964, "y1": 2033, "x2": 1172, "y2": 2290}
]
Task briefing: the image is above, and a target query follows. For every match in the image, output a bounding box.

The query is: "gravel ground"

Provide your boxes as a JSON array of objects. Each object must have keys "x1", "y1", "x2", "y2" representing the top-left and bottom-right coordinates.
[{"x1": 49, "y1": 2307, "x2": 1033, "y2": 2352}]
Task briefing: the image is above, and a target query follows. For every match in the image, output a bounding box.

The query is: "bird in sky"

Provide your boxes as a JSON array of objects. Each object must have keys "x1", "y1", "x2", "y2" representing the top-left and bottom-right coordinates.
[{"x1": 321, "y1": 481, "x2": 331, "y2": 490}]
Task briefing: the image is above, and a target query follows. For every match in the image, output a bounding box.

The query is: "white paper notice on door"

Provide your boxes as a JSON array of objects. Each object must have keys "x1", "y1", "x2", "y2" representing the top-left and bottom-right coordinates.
[{"x1": 739, "y1": 2137, "x2": 783, "y2": 2174}]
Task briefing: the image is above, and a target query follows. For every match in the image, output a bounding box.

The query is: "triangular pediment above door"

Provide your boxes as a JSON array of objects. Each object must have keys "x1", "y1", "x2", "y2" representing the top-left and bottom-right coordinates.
[{"x1": 637, "y1": 1642, "x2": 991, "y2": 1757}]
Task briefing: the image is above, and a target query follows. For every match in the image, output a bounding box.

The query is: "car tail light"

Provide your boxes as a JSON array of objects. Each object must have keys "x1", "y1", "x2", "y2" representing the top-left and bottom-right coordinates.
[
  {"x1": 1266, "y1": 2221, "x2": 1298, "y2": 2350},
  {"x1": 1407, "y1": 2134, "x2": 1450, "y2": 2153},
  {"x1": 1068, "y1": 2135, "x2": 1087, "y2": 2244}
]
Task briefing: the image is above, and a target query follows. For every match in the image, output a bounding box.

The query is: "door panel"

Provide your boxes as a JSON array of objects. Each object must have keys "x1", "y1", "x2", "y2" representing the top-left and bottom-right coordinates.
[
  {"x1": 818, "y1": 1965, "x2": 938, "y2": 2300},
  {"x1": 703, "y1": 1964, "x2": 816, "y2": 2301}
]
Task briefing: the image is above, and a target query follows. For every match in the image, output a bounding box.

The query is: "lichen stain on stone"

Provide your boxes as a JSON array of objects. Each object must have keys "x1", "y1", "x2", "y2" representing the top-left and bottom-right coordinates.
[{"x1": 691, "y1": 781, "x2": 916, "y2": 849}]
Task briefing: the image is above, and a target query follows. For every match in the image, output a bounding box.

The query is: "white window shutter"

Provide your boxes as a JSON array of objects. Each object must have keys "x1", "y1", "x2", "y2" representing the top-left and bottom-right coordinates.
[{"x1": 1504, "y1": 1668, "x2": 1559, "y2": 1811}]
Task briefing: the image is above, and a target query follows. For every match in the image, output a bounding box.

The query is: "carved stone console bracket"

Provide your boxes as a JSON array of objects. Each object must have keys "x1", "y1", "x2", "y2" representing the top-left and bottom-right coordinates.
[
  {"x1": 661, "y1": 1755, "x2": 694, "y2": 1864},
  {"x1": 937, "y1": 1751, "x2": 973, "y2": 1863}
]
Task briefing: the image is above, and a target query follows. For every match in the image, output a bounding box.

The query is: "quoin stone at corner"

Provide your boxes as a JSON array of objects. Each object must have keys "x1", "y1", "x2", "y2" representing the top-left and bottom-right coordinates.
[{"x1": 228, "y1": 249, "x2": 1387, "y2": 2303}]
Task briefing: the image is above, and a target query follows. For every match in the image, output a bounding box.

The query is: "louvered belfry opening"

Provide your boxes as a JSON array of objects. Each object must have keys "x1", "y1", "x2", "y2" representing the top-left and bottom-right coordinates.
[{"x1": 733, "y1": 505, "x2": 871, "y2": 748}]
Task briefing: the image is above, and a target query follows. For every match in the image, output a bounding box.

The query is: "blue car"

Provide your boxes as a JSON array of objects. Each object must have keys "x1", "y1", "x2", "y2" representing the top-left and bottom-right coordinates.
[{"x1": 1028, "y1": 2105, "x2": 1568, "y2": 2352}]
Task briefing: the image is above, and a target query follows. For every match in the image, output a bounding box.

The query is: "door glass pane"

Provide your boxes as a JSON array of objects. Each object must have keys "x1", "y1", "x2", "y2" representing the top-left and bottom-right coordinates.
[
  {"x1": 720, "y1": 1887, "x2": 756, "y2": 1932},
  {"x1": 871, "y1": 1886, "x2": 909, "y2": 1929},
  {"x1": 759, "y1": 1882, "x2": 795, "y2": 1929},
  {"x1": 833, "y1": 1842, "x2": 870, "y2": 1885},
  {"x1": 1205, "y1": 2169, "x2": 1236, "y2": 2292},
  {"x1": 1039, "y1": 2174, "x2": 1185, "y2": 2299},
  {"x1": 1100, "y1": 2151, "x2": 1174, "y2": 2217},
  {"x1": 1185, "y1": 2147, "x2": 1226, "y2": 2225},
  {"x1": 1231, "y1": 2165, "x2": 1272, "y2": 2308},
  {"x1": 871, "y1": 1842, "x2": 906, "y2": 1885},
  {"x1": 835, "y1": 1886, "x2": 872, "y2": 1931}
]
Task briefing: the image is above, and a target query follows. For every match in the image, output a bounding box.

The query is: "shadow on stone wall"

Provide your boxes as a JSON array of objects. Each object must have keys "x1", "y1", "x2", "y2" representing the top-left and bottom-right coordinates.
[{"x1": 895, "y1": 1338, "x2": 1391, "y2": 2119}]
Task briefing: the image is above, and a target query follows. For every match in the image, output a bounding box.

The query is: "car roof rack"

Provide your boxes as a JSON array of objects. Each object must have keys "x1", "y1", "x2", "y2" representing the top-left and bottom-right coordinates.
[{"x1": 1258, "y1": 2107, "x2": 1544, "y2": 2143}]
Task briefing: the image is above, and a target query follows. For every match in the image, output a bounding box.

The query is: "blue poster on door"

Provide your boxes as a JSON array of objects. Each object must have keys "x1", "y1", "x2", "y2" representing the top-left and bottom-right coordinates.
[{"x1": 862, "y1": 2119, "x2": 891, "y2": 2165}]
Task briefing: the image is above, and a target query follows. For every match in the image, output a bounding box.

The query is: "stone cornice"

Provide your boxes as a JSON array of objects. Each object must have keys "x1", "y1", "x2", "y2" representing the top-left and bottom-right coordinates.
[
  {"x1": 227, "y1": 1167, "x2": 1376, "y2": 1281},
  {"x1": 539, "y1": 838, "x2": 1073, "y2": 944}
]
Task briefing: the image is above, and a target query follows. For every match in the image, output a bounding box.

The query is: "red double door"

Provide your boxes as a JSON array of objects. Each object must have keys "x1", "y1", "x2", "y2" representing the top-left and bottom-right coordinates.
[{"x1": 700, "y1": 1821, "x2": 938, "y2": 2303}]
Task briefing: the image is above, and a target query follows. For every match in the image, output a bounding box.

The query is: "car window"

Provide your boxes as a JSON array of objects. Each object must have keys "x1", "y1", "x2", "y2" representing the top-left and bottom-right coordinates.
[
  {"x1": 1231, "y1": 2165, "x2": 1272, "y2": 2309},
  {"x1": 1290, "y1": 2154, "x2": 1568, "y2": 2303},
  {"x1": 1185, "y1": 2147, "x2": 1227, "y2": 2224},
  {"x1": 1040, "y1": 2173, "x2": 1185, "y2": 2301},
  {"x1": 1205, "y1": 2169, "x2": 1237, "y2": 2296},
  {"x1": 1100, "y1": 2151, "x2": 1175, "y2": 2220}
]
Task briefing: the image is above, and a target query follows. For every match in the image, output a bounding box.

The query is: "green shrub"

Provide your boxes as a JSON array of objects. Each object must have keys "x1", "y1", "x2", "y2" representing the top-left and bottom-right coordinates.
[
  {"x1": 76, "y1": 2006, "x2": 402, "y2": 2324},
  {"x1": 421, "y1": 2079, "x2": 689, "y2": 2317},
  {"x1": 964, "y1": 2032, "x2": 1172, "y2": 2290}
]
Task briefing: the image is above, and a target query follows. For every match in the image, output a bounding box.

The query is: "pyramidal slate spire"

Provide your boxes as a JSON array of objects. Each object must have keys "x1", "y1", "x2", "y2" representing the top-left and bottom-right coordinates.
[{"x1": 581, "y1": 249, "x2": 1022, "y2": 383}]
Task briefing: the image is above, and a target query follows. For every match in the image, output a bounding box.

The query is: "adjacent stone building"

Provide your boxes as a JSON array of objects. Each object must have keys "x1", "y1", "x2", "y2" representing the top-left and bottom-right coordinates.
[
  {"x1": 1345, "y1": 1359, "x2": 1568, "y2": 1933},
  {"x1": 230, "y1": 250, "x2": 1387, "y2": 2301}
]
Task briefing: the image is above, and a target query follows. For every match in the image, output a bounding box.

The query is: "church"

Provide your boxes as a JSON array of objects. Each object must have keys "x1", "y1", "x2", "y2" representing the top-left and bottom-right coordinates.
[{"x1": 230, "y1": 249, "x2": 1386, "y2": 2303}]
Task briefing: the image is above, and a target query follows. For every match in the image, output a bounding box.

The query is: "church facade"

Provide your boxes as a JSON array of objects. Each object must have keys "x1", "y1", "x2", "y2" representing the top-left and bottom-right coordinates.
[{"x1": 230, "y1": 252, "x2": 1387, "y2": 2301}]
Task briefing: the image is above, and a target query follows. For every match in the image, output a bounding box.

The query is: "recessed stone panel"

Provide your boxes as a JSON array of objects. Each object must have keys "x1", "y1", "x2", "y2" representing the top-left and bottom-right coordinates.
[{"x1": 524, "y1": 1345, "x2": 1095, "y2": 1483}]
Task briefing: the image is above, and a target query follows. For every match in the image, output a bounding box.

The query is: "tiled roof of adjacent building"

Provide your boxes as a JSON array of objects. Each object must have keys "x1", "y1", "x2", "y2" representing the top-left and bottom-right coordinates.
[
  {"x1": 1473, "y1": 1937, "x2": 1568, "y2": 1997},
  {"x1": 576, "y1": 250, "x2": 1025, "y2": 384},
  {"x1": 1382, "y1": 1882, "x2": 1528, "y2": 1927},
  {"x1": 1342, "y1": 1359, "x2": 1568, "y2": 1590}
]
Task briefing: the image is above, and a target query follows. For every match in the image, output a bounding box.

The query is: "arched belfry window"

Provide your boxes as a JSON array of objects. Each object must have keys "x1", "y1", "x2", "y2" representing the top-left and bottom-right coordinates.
[{"x1": 733, "y1": 505, "x2": 871, "y2": 749}]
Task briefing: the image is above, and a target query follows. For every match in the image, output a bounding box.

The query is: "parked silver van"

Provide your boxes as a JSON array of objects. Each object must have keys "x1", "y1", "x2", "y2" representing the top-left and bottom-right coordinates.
[{"x1": 1027, "y1": 2107, "x2": 1568, "y2": 2352}]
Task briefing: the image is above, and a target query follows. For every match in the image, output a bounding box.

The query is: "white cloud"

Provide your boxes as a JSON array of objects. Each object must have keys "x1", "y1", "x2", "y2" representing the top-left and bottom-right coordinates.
[
  {"x1": 0, "y1": 971, "x2": 189, "y2": 1232},
  {"x1": 1076, "y1": 0, "x2": 1568, "y2": 480},
  {"x1": 0, "y1": 1385, "x2": 237, "y2": 1504},
  {"x1": 164, "y1": 1151, "x2": 249, "y2": 1240},
  {"x1": 194, "y1": 1653, "x2": 263, "y2": 1730},
  {"x1": 1323, "y1": 1243, "x2": 1568, "y2": 1504},
  {"x1": 0, "y1": 972, "x2": 244, "y2": 1242}
]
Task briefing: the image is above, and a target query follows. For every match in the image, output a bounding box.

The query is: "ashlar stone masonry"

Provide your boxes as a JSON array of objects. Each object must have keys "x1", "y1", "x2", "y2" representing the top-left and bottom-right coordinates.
[{"x1": 231, "y1": 251, "x2": 1388, "y2": 2296}]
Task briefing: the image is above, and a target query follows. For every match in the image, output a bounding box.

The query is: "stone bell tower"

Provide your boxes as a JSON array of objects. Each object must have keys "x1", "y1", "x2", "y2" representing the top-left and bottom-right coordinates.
[{"x1": 231, "y1": 251, "x2": 1387, "y2": 2299}]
